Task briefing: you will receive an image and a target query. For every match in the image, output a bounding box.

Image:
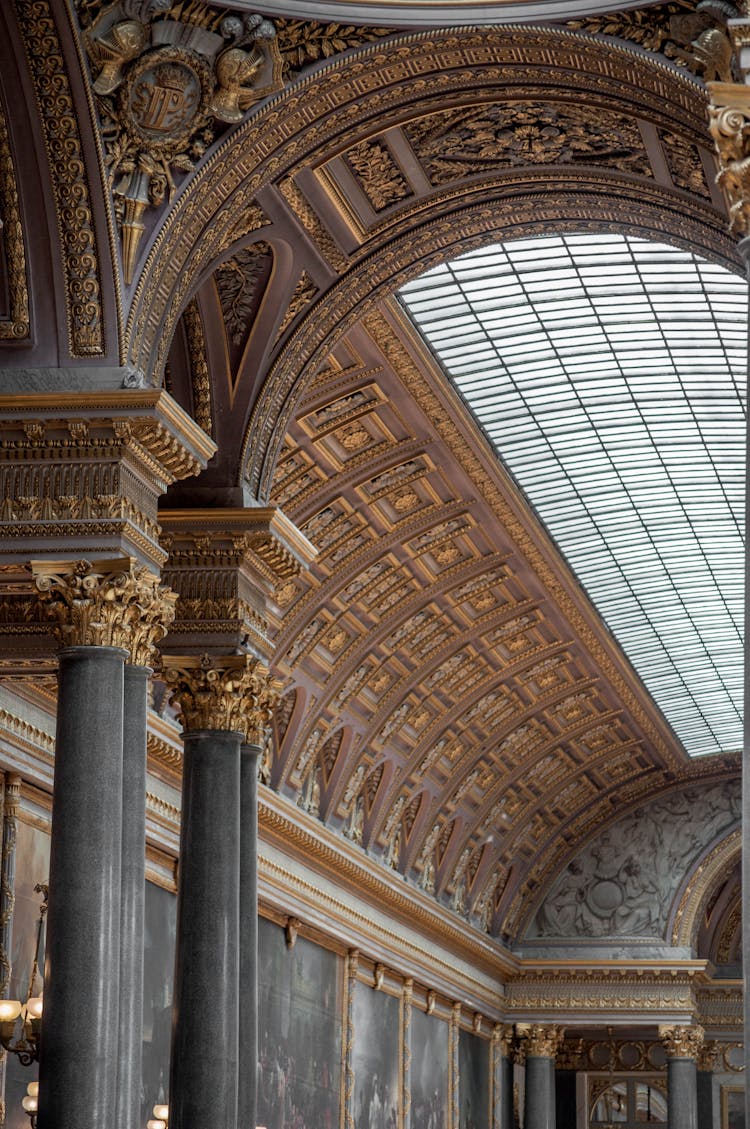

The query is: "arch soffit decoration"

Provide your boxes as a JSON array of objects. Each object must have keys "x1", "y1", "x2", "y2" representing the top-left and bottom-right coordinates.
[
  {"x1": 116, "y1": 23, "x2": 742, "y2": 942},
  {"x1": 126, "y1": 24, "x2": 736, "y2": 484}
]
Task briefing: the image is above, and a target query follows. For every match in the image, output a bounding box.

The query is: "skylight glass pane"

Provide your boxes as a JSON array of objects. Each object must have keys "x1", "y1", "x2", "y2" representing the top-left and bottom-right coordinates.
[{"x1": 399, "y1": 233, "x2": 746, "y2": 758}]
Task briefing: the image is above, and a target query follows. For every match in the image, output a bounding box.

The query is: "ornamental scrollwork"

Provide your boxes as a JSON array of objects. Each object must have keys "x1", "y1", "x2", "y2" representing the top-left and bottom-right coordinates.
[
  {"x1": 708, "y1": 82, "x2": 750, "y2": 235},
  {"x1": 517, "y1": 1023, "x2": 565, "y2": 1059},
  {"x1": 78, "y1": 2, "x2": 283, "y2": 282}
]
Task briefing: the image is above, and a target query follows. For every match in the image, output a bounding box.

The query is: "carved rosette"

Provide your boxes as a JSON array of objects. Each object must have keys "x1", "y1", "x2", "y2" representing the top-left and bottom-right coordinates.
[
  {"x1": 658, "y1": 1023, "x2": 705, "y2": 1060},
  {"x1": 162, "y1": 653, "x2": 279, "y2": 738},
  {"x1": 33, "y1": 558, "x2": 174, "y2": 659},
  {"x1": 518, "y1": 1023, "x2": 565, "y2": 1059},
  {"x1": 708, "y1": 82, "x2": 750, "y2": 237}
]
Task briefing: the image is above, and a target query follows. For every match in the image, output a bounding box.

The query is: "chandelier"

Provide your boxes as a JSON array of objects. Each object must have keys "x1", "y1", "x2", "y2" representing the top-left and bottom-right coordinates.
[{"x1": 0, "y1": 884, "x2": 47, "y2": 1064}]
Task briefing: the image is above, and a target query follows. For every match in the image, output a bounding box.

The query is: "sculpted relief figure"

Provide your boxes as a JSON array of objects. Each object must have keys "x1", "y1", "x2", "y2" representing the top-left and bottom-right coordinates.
[{"x1": 529, "y1": 780, "x2": 740, "y2": 940}]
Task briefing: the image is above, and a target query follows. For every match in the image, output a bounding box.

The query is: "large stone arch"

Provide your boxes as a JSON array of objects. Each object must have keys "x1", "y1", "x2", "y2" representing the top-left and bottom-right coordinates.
[{"x1": 125, "y1": 23, "x2": 735, "y2": 492}]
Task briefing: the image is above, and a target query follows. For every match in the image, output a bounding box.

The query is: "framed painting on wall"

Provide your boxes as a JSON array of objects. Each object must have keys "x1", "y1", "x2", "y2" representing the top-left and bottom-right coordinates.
[
  {"x1": 458, "y1": 1029, "x2": 490, "y2": 1129},
  {"x1": 352, "y1": 979, "x2": 401, "y2": 1129},
  {"x1": 410, "y1": 1007, "x2": 449, "y2": 1129},
  {"x1": 721, "y1": 1085, "x2": 745, "y2": 1129},
  {"x1": 258, "y1": 916, "x2": 342, "y2": 1129}
]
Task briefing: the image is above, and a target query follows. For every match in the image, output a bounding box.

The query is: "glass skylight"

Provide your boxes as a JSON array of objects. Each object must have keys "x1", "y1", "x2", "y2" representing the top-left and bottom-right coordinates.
[{"x1": 399, "y1": 233, "x2": 747, "y2": 758}]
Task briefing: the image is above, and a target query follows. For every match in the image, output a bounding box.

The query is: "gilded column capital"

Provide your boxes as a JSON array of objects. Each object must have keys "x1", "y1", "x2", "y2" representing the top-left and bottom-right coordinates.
[
  {"x1": 492, "y1": 1023, "x2": 515, "y2": 1057},
  {"x1": 697, "y1": 1040, "x2": 721, "y2": 1071},
  {"x1": 556, "y1": 1036, "x2": 584, "y2": 1070},
  {"x1": 517, "y1": 1023, "x2": 565, "y2": 1059},
  {"x1": 658, "y1": 1023, "x2": 704, "y2": 1060},
  {"x1": 708, "y1": 81, "x2": 750, "y2": 237},
  {"x1": 162, "y1": 653, "x2": 280, "y2": 739},
  {"x1": 33, "y1": 558, "x2": 175, "y2": 661}
]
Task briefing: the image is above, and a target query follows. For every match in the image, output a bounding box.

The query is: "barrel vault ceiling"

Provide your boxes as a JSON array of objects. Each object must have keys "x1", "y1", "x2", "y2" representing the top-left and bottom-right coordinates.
[{"x1": 1, "y1": 1, "x2": 742, "y2": 955}]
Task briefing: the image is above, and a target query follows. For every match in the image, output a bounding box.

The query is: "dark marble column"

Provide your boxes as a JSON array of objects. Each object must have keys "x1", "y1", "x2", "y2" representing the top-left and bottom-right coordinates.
[
  {"x1": 238, "y1": 742, "x2": 261, "y2": 1129},
  {"x1": 38, "y1": 645, "x2": 126, "y2": 1129},
  {"x1": 493, "y1": 1025, "x2": 514, "y2": 1129},
  {"x1": 659, "y1": 1024, "x2": 704, "y2": 1129},
  {"x1": 520, "y1": 1026, "x2": 563, "y2": 1129},
  {"x1": 169, "y1": 728, "x2": 241, "y2": 1129},
  {"x1": 117, "y1": 663, "x2": 150, "y2": 1129}
]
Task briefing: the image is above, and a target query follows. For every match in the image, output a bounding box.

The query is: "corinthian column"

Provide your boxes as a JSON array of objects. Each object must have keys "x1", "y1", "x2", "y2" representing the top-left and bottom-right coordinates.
[
  {"x1": 164, "y1": 654, "x2": 275, "y2": 1129},
  {"x1": 518, "y1": 1025, "x2": 564, "y2": 1129},
  {"x1": 659, "y1": 1024, "x2": 704, "y2": 1129},
  {"x1": 32, "y1": 559, "x2": 170, "y2": 1129}
]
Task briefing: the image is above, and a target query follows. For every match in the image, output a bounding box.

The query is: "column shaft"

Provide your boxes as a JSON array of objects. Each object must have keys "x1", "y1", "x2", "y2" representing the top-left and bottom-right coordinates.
[
  {"x1": 117, "y1": 664, "x2": 149, "y2": 1129},
  {"x1": 696, "y1": 1069, "x2": 713, "y2": 1129},
  {"x1": 169, "y1": 730, "x2": 241, "y2": 1129},
  {"x1": 499, "y1": 1053, "x2": 513, "y2": 1129},
  {"x1": 38, "y1": 646, "x2": 125, "y2": 1129},
  {"x1": 525, "y1": 1057, "x2": 555, "y2": 1129},
  {"x1": 667, "y1": 1058, "x2": 698, "y2": 1129},
  {"x1": 238, "y1": 743, "x2": 260, "y2": 1129}
]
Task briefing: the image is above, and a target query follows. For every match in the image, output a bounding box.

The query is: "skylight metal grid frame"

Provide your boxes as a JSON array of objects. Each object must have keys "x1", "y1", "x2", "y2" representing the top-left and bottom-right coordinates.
[{"x1": 399, "y1": 233, "x2": 747, "y2": 757}]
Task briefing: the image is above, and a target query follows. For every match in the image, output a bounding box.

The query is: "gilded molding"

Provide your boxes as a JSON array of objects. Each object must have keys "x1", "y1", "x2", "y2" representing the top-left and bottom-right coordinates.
[
  {"x1": 658, "y1": 1023, "x2": 704, "y2": 1059},
  {"x1": 708, "y1": 81, "x2": 750, "y2": 234},
  {"x1": 0, "y1": 98, "x2": 30, "y2": 341},
  {"x1": 670, "y1": 827, "x2": 741, "y2": 946},
  {"x1": 182, "y1": 300, "x2": 213, "y2": 437},
  {"x1": 344, "y1": 948, "x2": 358, "y2": 1129},
  {"x1": 32, "y1": 557, "x2": 175, "y2": 659},
  {"x1": 13, "y1": 0, "x2": 104, "y2": 356},
  {"x1": 163, "y1": 652, "x2": 279, "y2": 739}
]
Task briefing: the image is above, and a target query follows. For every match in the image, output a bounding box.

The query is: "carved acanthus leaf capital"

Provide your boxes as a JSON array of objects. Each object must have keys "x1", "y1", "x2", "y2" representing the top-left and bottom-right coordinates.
[
  {"x1": 162, "y1": 652, "x2": 279, "y2": 738},
  {"x1": 708, "y1": 81, "x2": 750, "y2": 235},
  {"x1": 518, "y1": 1023, "x2": 565, "y2": 1059},
  {"x1": 658, "y1": 1023, "x2": 704, "y2": 1059},
  {"x1": 697, "y1": 1040, "x2": 721, "y2": 1071},
  {"x1": 33, "y1": 558, "x2": 175, "y2": 659}
]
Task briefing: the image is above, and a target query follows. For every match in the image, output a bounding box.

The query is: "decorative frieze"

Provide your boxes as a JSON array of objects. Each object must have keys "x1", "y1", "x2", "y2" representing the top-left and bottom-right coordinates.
[
  {"x1": 159, "y1": 507, "x2": 316, "y2": 661},
  {"x1": 0, "y1": 391, "x2": 216, "y2": 571}
]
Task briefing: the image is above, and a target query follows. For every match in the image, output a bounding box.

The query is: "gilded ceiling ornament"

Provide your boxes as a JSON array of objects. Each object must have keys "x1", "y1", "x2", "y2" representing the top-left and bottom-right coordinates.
[
  {"x1": 216, "y1": 241, "x2": 273, "y2": 350},
  {"x1": 344, "y1": 138, "x2": 411, "y2": 212},
  {"x1": 658, "y1": 1023, "x2": 704, "y2": 1059},
  {"x1": 162, "y1": 652, "x2": 280, "y2": 737},
  {"x1": 567, "y1": 0, "x2": 737, "y2": 80},
  {"x1": 79, "y1": 4, "x2": 282, "y2": 282},
  {"x1": 273, "y1": 18, "x2": 392, "y2": 73},
  {"x1": 404, "y1": 101, "x2": 652, "y2": 185},
  {"x1": 182, "y1": 299, "x2": 212, "y2": 436},
  {"x1": 32, "y1": 558, "x2": 174, "y2": 658},
  {"x1": 708, "y1": 81, "x2": 750, "y2": 233}
]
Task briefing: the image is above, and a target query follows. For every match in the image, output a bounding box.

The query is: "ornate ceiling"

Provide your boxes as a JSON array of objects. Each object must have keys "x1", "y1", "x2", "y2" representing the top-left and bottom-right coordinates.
[{"x1": 0, "y1": 2, "x2": 742, "y2": 957}]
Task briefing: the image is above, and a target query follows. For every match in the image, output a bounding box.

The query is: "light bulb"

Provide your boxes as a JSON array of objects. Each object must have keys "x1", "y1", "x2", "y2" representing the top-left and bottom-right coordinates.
[
  {"x1": 26, "y1": 1082, "x2": 38, "y2": 1099},
  {"x1": 21, "y1": 1095, "x2": 38, "y2": 1113},
  {"x1": 146, "y1": 1120, "x2": 166, "y2": 1129},
  {"x1": 153, "y1": 1104, "x2": 169, "y2": 1119},
  {"x1": 26, "y1": 997, "x2": 43, "y2": 1019},
  {"x1": 0, "y1": 1000, "x2": 22, "y2": 1022}
]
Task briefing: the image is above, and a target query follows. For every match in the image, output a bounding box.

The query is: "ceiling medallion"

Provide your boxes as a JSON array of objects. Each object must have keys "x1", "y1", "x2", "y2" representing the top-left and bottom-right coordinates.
[{"x1": 81, "y1": 3, "x2": 283, "y2": 283}]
